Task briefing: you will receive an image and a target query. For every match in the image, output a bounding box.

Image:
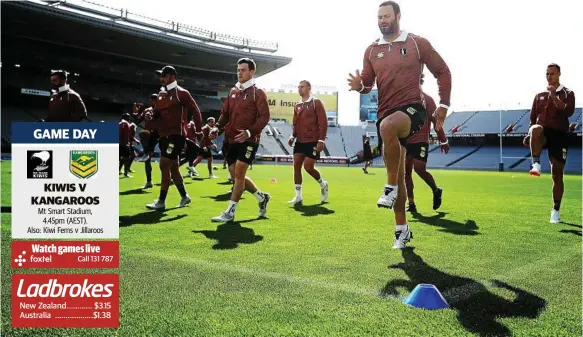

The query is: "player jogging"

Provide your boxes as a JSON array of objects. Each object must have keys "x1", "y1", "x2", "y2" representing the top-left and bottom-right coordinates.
[
  {"x1": 287, "y1": 80, "x2": 329, "y2": 204},
  {"x1": 146, "y1": 65, "x2": 203, "y2": 211},
  {"x1": 347, "y1": 1, "x2": 451, "y2": 249},
  {"x1": 133, "y1": 94, "x2": 160, "y2": 189},
  {"x1": 119, "y1": 113, "x2": 132, "y2": 178},
  {"x1": 523, "y1": 63, "x2": 575, "y2": 223},
  {"x1": 362, "y1": 136, "x2": 373, "y2": 174},
  {"x1": 182, "y1": 117, "x2": 201, "y2": 177},
  {"x1": 405, "y1": 74, "x2": 449, "y2": 213},
  {"x1": 210, "y1": 58, "x2": 271, "y2": 222},
  {"x1": 191, "y1": 117, "x2": 219, "y2": 179}
]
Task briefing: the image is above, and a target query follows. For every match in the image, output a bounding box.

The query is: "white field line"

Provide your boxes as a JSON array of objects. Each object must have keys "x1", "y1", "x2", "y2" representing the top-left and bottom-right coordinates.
[{"x1": 127, "y1": 248, "x2": 580, "y2": 306}]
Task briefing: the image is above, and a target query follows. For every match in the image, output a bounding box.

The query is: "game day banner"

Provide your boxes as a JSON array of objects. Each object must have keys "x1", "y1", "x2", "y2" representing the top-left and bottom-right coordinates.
[
  {"x1": 10, "y1": 122, "x2": 120, "y2": 328},
  {"x1": 265, "y1": 91, "x2": 338, "y2": 123}
]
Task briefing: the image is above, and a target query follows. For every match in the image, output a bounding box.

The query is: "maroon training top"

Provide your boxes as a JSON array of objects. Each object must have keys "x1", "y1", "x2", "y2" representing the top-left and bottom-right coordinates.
[
  {"x1": 359, "y1": 31, "x2": 452, "y2": 120},
  {"x1": 408, "y1": 92, "x2": 447, "y2": 144},
  {"x1": 47, "y1": 86, "x2": 87, "y2": 122},
  {"x1": 292, "y1": 96, "x2": 328, "y2": 143},
  {"x1": 119, "y1": 120, "x2": 130, "y2": 146},
  {"x1": 216, "y1": 80, "x2": 270, "y2": 144},
  {"x1": 155, "y1": 81, "x2": 202, "y2": 137},
  {"x1": 530, "y1": 85, "x2": 576, "y2": 132}
]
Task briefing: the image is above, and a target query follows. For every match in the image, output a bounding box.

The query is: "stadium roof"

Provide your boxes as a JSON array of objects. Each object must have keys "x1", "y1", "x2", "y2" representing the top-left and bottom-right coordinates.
[{"x1": 1, "y1": 0, "x2": 292, "y2": 77}]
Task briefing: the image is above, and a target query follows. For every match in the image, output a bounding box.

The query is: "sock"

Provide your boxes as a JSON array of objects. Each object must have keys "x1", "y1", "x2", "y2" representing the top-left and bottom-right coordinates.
[
  {"x1": 253, "y1": 191, "x2": 265, "y2": 202},
  {"x1": 396, "y1": 224, "x2": 408, "y2": 232},
  {"x1": 532, "y1": 156, "x2": 541, "y2": 165},
  {"x1": 295, "y1": 184, "x2": 302, "y2": 198},
  {"x1": 317, "y1": 178, "x2": 323, "y2": 184},
  {"x1": 176, "y1": 184, "x2": 187, "y2": 198},
  {"x1": 159, "y1": 189, "x2": 168, "y2": 203},
  {"x1": 385, "y1": 184, "x2": 397, "y2": 193},
  {"x1": 553, "y1": 199, "x2": 561, "y2": 211},
  {"x1": 226, "y1": 200, "x2": 238, "y2": 215},
  {"x1": 145, "y1": 160, "x2": 152, "y2": 183}
]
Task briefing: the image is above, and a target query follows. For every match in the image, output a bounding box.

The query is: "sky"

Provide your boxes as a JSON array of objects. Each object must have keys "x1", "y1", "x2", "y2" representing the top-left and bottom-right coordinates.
[{"x1": 87, "y1": 0, "x2": 581, "y2": 125}]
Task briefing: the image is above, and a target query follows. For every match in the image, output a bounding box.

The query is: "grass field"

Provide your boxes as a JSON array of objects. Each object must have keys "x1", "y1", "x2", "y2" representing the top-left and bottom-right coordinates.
[{"x1": 1, "y1": 160, "x2": 582, "y2": 337}]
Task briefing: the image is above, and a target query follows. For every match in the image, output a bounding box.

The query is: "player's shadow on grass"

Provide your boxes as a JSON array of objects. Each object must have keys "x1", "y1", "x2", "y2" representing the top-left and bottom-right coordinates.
[
  {"x1": 202, "y1": 192, "x2": 243, "y2": 202},
  {"x1": 410, "y1": 212, "x2": 479, "y2": 236},
  {"x1": 559, "y1": 229, "x2": 582, "y2": 237},
  {"x1": 119, "y1": 211, "x2": 188, "y2": 227},
  {"x1": 293, "y1": 203, "x2": 335, "y2": 217},
  {"x1": 380, "y1": 248, "x2": 546, "y2": 337},
  {"x1": 560, "y1": 222, "x2": 582, "y2": 229},
  {"x1": 192, "y1": 223, "x2": 263, "y2": 250},
  {"x1": 120, "y1": 188, "x2": 150, "y2": 196}
]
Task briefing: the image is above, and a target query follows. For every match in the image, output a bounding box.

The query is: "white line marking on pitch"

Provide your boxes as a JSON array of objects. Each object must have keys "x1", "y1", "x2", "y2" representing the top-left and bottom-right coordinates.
[{"x1": 127, "y1": 247, "x2": 580, "y2": 306}]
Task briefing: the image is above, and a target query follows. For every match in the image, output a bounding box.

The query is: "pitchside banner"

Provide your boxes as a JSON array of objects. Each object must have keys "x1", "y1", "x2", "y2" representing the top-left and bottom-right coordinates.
[
  {"x1": 265, "y1": 91, "x2": 338, "y2": 123},
  {"x1": 11, "y1": 122, "x2": 119, "y2": 239}
]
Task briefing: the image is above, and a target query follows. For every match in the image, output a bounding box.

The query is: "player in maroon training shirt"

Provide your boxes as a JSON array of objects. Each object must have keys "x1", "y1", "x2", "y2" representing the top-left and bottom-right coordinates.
[
  {"x1": 190, "y1": 117, "x2": 219, "y2": 179},
  {"x1": 287, "y1": 80, "x2": 329, "y2": 204},
  {"x1": 133, "y1": 94, "x2": 160, "y2": 188},
  {"x1": 181, "y1": 117, "x2": 202, "y2": 177},
  {"x1": 405, "y1": 75, "x2": 449, "y2": 213},
  {"x1": 347, "y1": 1, "x2": 451, "y2": 249},
  {"x1": 210, "y1": 58, "x2": 271, "y2": 222},
  {"x1": 146, "y1": 66, "x2": 203, "y2": 211},
  {"x1": 47, "y1": 70, "x2": 88, "y2": 122},
  {"x1": 119, "y1": 113, "x2": 132, "y2": 178},
  {"x1": 523, "y1": 63, "x2": 575, "y2": 223}
]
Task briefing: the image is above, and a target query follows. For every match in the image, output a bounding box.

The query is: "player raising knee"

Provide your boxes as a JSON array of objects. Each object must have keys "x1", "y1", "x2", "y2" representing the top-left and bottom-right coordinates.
[
  {"x1": 405, "y1": 74, "x2": 449, "y2": 213},
  {"x1": 287, "y1": 80, "x2": 329, "y2": 204},
  {"x1": 347, "y1": 1, "x2": 451, "y2": 249},
  {"x1": 524, "y1": 63, "x2": 575, "y2": 223},
  {"x1": 210, "y1": 58, "x2": 271, "y2": 222},
  {"x1": 191, "y1": 117, "x2": 219, "y2": 179}
]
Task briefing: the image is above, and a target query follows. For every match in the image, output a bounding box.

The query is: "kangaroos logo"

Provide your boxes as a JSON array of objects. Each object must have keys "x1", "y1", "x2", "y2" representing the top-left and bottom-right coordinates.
[{"x1": 70, "y1": 150, "x2": 98, "y2": 179}]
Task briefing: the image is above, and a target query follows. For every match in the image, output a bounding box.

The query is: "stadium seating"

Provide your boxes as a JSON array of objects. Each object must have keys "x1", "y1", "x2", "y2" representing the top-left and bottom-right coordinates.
[{"x1": 427, "y1": 146, "x2": 479, "y2": 168}]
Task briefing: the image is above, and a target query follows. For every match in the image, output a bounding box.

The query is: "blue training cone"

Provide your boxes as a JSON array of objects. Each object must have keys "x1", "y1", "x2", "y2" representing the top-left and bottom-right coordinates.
[{"x1": 403, "y1": 284, "x2": 449, "y2": 310}]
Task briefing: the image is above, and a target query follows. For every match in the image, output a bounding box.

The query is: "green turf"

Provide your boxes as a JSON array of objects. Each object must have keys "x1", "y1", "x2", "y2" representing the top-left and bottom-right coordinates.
[{"x1": 1, "y1": 161, "x2": 581, "y2": 336}]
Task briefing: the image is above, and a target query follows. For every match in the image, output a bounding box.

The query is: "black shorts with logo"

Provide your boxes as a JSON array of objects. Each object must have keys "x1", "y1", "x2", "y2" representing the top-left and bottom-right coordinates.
[
  {"x1": 226, "y1": 142, "x2": 258, "y2": 166},
  {"x1": 158, "y1": 134, "x2": 186, "y2": 160},
  {"x1": 294, "y1": 141, "x2": 320, "y2": 160},
  {"x1": 543, "y1": 127, "x2": 568, "y2": 164},
  {"x1": 376, "y1": 103, "x2": 427, "y2": 148},
  {"x1": 406, "y1": 142, "x2": 429, "y2": 162},
  {"x1": 199, "y1": 147, "x2": 212, "y2": 159}
]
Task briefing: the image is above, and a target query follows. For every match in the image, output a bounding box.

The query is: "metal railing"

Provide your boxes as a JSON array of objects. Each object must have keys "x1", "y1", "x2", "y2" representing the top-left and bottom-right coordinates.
[{"x1": 39, "y1": 0, "x2": 279, "y2": 53}]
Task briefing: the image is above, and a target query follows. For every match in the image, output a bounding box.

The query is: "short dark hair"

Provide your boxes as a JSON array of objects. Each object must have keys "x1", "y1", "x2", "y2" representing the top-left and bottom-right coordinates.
[
  {"x1": 237, "y1": 58, "x2": 256, "y2": 71},
  {"x1": 150, "y1": 93, "x2": 158, "y2": 100},
  {"x1": 379, "y1": 1, "x2": 400, "y2": 15},
  {"x1": 50, "y1": 69, "x2": 68, "y2": 80},
  {"x1": 547, "y1": 63, "x2": 561, "y2": 72},
  {"x1": 300, "y1": 80, "x2": 311, "y2": 88}
]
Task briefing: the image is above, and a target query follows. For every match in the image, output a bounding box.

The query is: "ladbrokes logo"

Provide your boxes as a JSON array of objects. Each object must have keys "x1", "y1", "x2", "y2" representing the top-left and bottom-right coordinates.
[
  {"x1": 16, "y1": 278, "x2": 114, "y2": 298},
  {"x1": 27, "y1": 150, "x2": 53, "y2": 179}
]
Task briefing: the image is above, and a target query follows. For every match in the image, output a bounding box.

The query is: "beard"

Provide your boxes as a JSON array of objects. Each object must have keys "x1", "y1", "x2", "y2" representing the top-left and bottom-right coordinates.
[{"x1": 379, "y1": 22, "x2": 397, "y2": 35}]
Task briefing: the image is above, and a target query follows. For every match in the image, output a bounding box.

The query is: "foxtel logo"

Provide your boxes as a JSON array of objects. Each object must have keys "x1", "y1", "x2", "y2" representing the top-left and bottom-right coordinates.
[{"x1": 16, "y1": 279, "x2": 114, "y2": 298}]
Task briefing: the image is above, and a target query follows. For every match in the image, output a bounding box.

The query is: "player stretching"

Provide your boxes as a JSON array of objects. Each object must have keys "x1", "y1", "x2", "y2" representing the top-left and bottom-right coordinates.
[
  {"x1": 347, "y1": 1, "x2": 451, "y2": 249},
  {"x1": 287, "y1": 80, "x2": 329, "y2": 204},
  {"x1": 524, "y1": 63, "x2": 575, "y2": 223},
  {"x1": 47, "y1": 70, "x2": 87, "y2": 122},
  {"x1": 362, "y1": 136, "x2": 373, "y2": 173},
  {"x1": 405, "y1": 75, "x2": 449, "y2": 212},
  {"x1": 210, "y1": 58, "x2": 271, "y2": 222},
  {"x1": 191, "y1": 117, "x2": 219, "y2": 179},
  {"x1": 133, "y1": 94, "x2": 160, "y2": 189},
  {"x1": 146, "y1": 66, "x2": 203, "y2": 210}
]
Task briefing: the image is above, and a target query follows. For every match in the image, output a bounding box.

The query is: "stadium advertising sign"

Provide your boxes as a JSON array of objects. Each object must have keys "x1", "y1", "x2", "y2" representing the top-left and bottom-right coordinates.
[
  {"x1": 360, "y1": 89, "x2": 378, "y2": 121},
  {"x1": 265, "y1": 91, "x2": 338, "y2": 123},
  {"x1": 10, "y1": 122, "x2": 120, "y2": 328}
]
